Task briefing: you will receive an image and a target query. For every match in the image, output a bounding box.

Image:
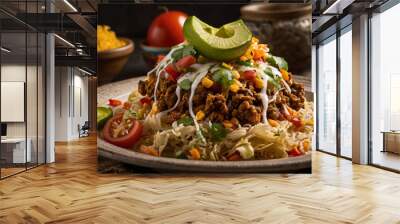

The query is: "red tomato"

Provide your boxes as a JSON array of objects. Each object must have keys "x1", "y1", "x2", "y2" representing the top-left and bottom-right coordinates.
[
  {"x1": 147, "y1": 11, "x2": 188, "y2": 47},
  {"x1": 140, "y1": 97, "x2": 152, "y2": 105},
  {"x1": 175, "y1": 55, "x2": 196, "y2": 71},
  {"x1": 242, "y1": 70, "x2": 257, "y2": 80},
  {"x1": 108, "y1": 99, "x2": 122, "y2": 107},
  {"x1": 103, "y1": 114, "x2": 143, "y2": 148},
  {"x1": 165, "y1": 64, "x2": 180, "y2": 81},
  {"x1": 288, "y1": 148, "x2": 302, "y2": 157}
]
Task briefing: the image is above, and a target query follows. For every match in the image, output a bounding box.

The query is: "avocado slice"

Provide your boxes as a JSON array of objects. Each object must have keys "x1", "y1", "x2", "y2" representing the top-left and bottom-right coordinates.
[
  {"x1": 183, "y1": 16, "x2": 252, "y2": 61},
  {"x1": 97, "y1": 107, "x2": 113, "y2": 129}
]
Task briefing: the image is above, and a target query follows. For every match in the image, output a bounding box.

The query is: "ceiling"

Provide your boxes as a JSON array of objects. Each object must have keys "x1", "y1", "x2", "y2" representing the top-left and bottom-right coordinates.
[
  {"x1": 0, "y1": 0, "x2": 97, "y2": 71},
  {"x1": 312, "y1": 0, "x2": 391, "y2": 43}
]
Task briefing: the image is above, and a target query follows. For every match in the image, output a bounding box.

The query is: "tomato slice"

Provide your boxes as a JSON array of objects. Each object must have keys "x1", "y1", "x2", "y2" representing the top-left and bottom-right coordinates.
[
  {"x1": 242, "y1": 70, "x2": 256, "y2": 80},
  {"x1": 288, "y1": 148, "x2": 302, "y2": 157},
  {"x1": 108, "y1": 99, "x2": 122, "y2": 107},
  {"x1": 175, "y1": 55, "x2": 196, "y2": 70},
  {"x1": 103, "y1": 114, "x2": 143, "y2": 148},
  {"x1": 165, "y1": 64, "x2": 180, "y2": 81}
]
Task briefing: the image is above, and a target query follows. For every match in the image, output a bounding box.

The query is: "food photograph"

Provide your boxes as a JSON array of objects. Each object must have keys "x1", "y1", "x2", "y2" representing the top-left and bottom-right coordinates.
[{"x1": 97, "y1": 2, "x2": 313, "y2": 173}]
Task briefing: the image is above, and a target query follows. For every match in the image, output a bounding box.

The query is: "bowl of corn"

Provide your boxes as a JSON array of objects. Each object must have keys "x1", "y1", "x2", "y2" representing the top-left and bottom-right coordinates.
[{"x1": 98, "y1": 25, "x2": 134, "y2": 85}]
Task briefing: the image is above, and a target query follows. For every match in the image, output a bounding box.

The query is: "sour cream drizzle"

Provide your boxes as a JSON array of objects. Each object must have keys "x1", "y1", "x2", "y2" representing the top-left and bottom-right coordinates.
[
  {"x1": 254, "y1": 63, "x2": 269, "y2": 124},
  {"x1": 188, "y1": 63, "x2": 215, "y2": 140},
  {"x1": 151, "y1": 43, "x2": 185, "y2": 104}
]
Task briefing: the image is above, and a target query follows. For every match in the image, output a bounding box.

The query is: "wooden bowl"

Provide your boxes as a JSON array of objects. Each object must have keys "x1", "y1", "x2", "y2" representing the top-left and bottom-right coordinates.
[{"x1": 98, "y1": 38, "x2": 134, "y2": 85}]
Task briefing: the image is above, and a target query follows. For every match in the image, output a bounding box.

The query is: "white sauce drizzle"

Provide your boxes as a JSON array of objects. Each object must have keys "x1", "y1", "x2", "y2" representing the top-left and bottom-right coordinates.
[
  {"x1": 151, "y1": 44, "x2": 185, "y2": 104},
  {"x1": 188, "y1": 63, "x2": 215, "y2": 140},
  {"x1": 253, "y1": 63, "x2": 269, "y2": 124},
  {"x1": 269, "y1": 88, "x2": 282, "y2": 103},
  {"x1": 159, "y1": 87, "x2": 181, "y2": 117}
]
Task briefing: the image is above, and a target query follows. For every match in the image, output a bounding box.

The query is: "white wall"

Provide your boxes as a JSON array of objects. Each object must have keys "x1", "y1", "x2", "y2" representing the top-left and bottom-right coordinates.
[
  {"x1": 55, "y1": 67, "x2": 89, "y2": 141},
  {"x1": 1, "y1": 64, "x2": 46, "y2": 164},
  {"x1": 1, "y1": 65, "x2": 38, "y2": 138}
]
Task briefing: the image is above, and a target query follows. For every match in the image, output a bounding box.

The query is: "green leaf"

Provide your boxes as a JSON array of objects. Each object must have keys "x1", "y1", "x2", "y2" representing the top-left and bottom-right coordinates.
[
  {"x1": 212, "y1": 68, "x2": 234, "y2": 89},
  {"x1": 177, "y1": 117, "x2": 194, "y2": 126},
  {"x1": 267, "y1": 55, "x2": 288, "y2": 71},
  {"x1": 264, "y1": 67, "x2": 274, "y2": 78},
  {"x1": 172, "y1": 45, "x2": 197, "y2": 62},
  {"x1": 237, "y1": 60, "x2": 253, "y2": 67},
  {"x1": 179, "y1": 79, "x2": 192, "y2": 90},
  {"x1": 264, "y1": 68, "x2": 281, "y2": 89},
  {"x1": 182, "y1": 45, "x2": 196, "y2": 57},
  {"x1": 209, "y1": 123, "x2": 227, "y2": 142}
]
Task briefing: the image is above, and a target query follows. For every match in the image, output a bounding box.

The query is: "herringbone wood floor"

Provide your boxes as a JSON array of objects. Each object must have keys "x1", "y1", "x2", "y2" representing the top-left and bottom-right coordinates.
[{"x1": 0, "y1": 135, "x2": 399, "y2": 224}]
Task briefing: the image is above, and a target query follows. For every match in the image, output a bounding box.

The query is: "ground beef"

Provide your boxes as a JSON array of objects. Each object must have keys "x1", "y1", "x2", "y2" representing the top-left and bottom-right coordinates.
[
  {"x1": 137, "y1": 71, "x2": 306, "y2": 126},
  {"x1": 204, "y1": 94, "x2": 228, "y2": 122}
]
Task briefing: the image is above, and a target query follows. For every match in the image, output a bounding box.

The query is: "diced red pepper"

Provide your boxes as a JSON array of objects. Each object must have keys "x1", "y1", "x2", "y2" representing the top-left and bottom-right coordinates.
[
  {"x1": 291, "y1": 117, "x2": 303, "y2": 127},
  {"x1": 123, "y1": 101, "x2": 132, "y2": 110},
  {"x1": 156, "y1": 54, "x2": 165, "y2": 63},
  {"x1": 108, "y1": 99, "x2": 122, "y2": 107},
  {"x1": 242, "y1": 70, "x2": 257, "y2": 80},
  {"x1": 165, "y1": 64, "x2": 180, "y2": 81},
  {"x1": 175, "y1": 55, "x2": 196, "y2": 70},
  {"x1": 140, "y1": 97, "x2": 152, "y2": 105},
  {"x1": 288, "y1": 148, "x2": 302, "y2": 157}
]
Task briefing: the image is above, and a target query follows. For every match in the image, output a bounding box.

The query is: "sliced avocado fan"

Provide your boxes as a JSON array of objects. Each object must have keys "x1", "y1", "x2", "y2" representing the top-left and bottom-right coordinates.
[{"x1": 183, "y1": 16, "x2": 252, "y2": 61}]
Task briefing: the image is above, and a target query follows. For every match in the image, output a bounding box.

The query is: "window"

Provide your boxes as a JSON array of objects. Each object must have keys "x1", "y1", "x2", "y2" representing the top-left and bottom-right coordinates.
[
  {"x1": 339, "y1": 27, "x2": 352, "y2": 158},
  {"x1": 317, "y1": 36, "x2": 337, "y2": 154},
  {"x1": 370, "y1": 2, "x2": 400, "y2": 171}
]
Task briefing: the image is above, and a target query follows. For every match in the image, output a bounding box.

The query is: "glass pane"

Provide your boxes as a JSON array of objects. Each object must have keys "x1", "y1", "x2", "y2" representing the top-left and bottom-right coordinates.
[
  {"x1": 38, "y1": 33, "x2": 45, "y2": 165},
  {"x1": 27, "y1": 31, "x2": 38, "y2": 169},
  {"x1": 1, "y1": 31, "x2": 27, "y2": 177},
  {"x1": 371, "y1": 3, "x2": 400, "y2": 171},
  {"x1": 339, "y1": 29, "x2": 352, "y2": 158},
  {"x1": 317, "y1": 37, "x2": 337, "y2": 154}
]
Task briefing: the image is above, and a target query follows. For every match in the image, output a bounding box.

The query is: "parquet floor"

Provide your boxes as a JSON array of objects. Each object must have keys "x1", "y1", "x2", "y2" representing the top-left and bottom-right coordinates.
[{"x1": 0, "y1": 135, "x2": 399, "y2": 224}]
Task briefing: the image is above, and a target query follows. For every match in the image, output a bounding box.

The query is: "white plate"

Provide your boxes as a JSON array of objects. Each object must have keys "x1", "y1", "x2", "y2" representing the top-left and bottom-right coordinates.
[{"x1": 97, "y1": 77, "x2": 311, "y2": 173}]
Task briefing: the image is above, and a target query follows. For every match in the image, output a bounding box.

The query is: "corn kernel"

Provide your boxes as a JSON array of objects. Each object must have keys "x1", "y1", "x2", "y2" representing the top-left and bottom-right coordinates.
[
  {"x1": 304, "y1": 118, "x2": 314, "y2": 126},
  {"x1": 223, "y1": 120, "x2": 233, "y2": 129},
  {"x1": 222, "y1": 62, "x2": 233, "y2": 70},
  {"x1": 232, "y1": 70, "x2": 240, "y2": 79},
  {"x1": 196, "y1": 110, "x2": 205, "y2": 121},
  {"x1": 233, "y1": 79, "x2": 243, "y2": 87},
  {"x1": 302, "y1": 139, "x2": 311, "y2": 152},
  {"x1": 280, "y1": 69, "x2": 290, "y2": 81},
  {"x1": 268, "y1": 119, "x2": 279, "y2": 127},
  {"x1": 150, "y1": 104, "x2": 158, "y2": 115},
  {"x1": 201, "y1": 77, "x2": 214, "y2": 88},
  {"x1": 254, "y1": 78, "x2": 264, "y2": 89},
  {"x1": 229, "y1": 83, "x2": 240, "y2": 93}
]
